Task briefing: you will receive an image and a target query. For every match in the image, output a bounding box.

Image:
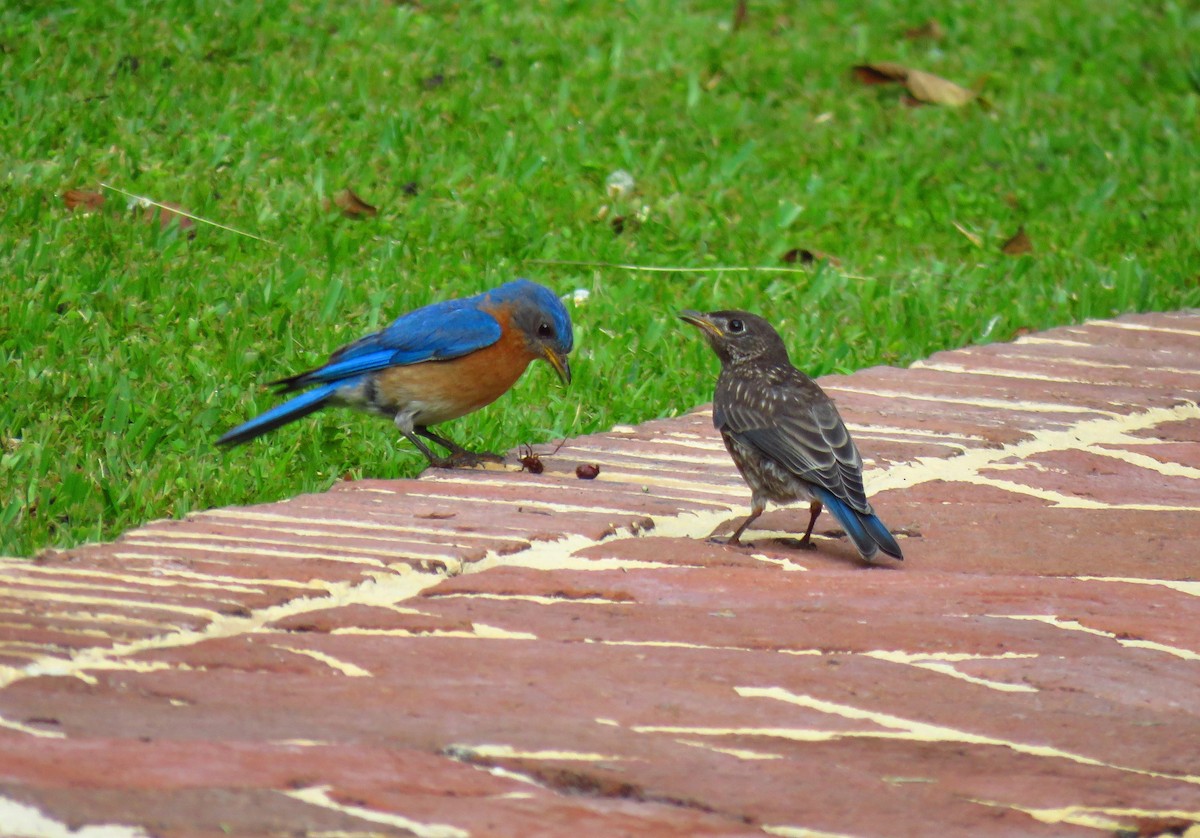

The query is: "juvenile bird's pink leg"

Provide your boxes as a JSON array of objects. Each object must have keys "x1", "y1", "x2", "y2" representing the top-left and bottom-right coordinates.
[
  {"x1": 781, "y1": 501, "x2": 824, "y2": 551},
  {"x1": 722, "y1": 497, "x2": 766, "y2": 546}
]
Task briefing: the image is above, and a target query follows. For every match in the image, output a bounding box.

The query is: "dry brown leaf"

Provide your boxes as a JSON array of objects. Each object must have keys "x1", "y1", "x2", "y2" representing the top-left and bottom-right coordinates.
[
  {"x1": 335, "y1": 188, "x2": 378, "y2": 219},
  {"x1": 852, "y1": 62, "x2": 976, "y2": 106},
  {"x1": 782, "y1": 247, "x2": 842, "y2": 266},
  {"x1": 609, "y1": 215, "x2": 642, "y2": 235},
  {"x1": 903, "y1": 19, "x2": 945, "y2": 40},
  {"x1": 905, "y1": 68, "x2": 975, "y2": 106},
  {"x1": 1000, "y1": 226, "x2": 1033, "y2": 255},
  {"x1": 732, "y1": 0, "x2": 748, "y2": 31},
  {"x1": 852, "y1": 63, "x2": 907, "y2": 85},
  {"x1": 63, "y1": 189, "x2": 105, "y2": 212},
  {"x1": 144, "y1": 201, "x2": 195, "y2": 234}
]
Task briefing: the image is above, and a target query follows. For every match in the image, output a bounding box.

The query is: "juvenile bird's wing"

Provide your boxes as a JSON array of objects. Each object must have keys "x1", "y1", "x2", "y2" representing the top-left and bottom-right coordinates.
[
  {"x1": 277, "y1": 299, "x2": 503, "y2": 389},
  {"x1": 715, "y1": 370, "x2": 870, "y2": 513}
]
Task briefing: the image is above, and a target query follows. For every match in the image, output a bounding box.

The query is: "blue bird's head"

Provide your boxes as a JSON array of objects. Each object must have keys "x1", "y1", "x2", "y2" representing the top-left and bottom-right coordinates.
[{"x1": 487, "y1": 279, "x2": 575, "y2": 385}]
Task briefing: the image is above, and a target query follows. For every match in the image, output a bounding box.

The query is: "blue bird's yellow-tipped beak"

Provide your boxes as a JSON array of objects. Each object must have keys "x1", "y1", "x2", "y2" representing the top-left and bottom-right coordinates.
[
  {"x1": 542, "y1": 347, "x2": 572, "y2": 386},
  {"x1": 678, "y1": 310, "x2": 722, "y2": 339}
]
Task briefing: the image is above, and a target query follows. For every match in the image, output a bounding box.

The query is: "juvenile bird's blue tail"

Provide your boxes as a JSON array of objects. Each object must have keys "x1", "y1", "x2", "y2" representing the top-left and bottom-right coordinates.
[
  {"x1": 814, "y1": 488, "x2": 903, "y2": 561},
  {"x1": 216, "y1": 383, "x2": 341, "y2": 447}
]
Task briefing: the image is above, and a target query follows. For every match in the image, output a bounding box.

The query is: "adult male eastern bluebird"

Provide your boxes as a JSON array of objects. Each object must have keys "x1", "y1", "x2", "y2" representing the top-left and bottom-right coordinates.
[
  {"x1": 217, "y1": 279, "x2": 573, "y2": 468},
  {"x1": 680, "y1": 310, "x2": 903, "y2": 561}
]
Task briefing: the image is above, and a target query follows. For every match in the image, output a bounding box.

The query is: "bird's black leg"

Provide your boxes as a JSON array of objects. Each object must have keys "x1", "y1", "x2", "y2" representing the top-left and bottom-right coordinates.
[
  {"x1": 399, "y1": 430, "x2": 458, "y2": 469},
  {"x1": 415, "y1": 426, "x2": 504, "y2": 468}
]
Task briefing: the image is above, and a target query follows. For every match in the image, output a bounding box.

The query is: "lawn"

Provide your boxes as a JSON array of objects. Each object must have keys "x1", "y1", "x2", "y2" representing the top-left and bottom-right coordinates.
[{"x1": 2, "y1": 0, "x2": 1198, "y2": 557}]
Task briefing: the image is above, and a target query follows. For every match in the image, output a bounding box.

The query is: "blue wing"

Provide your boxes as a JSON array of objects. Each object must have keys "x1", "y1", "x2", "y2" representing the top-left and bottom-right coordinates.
[
  {"x1": 219, "y1": 292, "x2": 509, "y2": 448},
  {"x1": 277, "y1": 299, "x2": 503, "y2": 390},
  {"x1": 216, "y1": 383, "x2": 342, "y2": 447}
]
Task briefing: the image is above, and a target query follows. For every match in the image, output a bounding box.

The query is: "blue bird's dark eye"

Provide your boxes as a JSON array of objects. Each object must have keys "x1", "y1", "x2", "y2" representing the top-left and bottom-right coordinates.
[
  {"x1": 728, "y1": 319, "x2": 744, "y2": 333},
  {"x1": 537, "y1": 322, "x2": 554, "y2": 338}
]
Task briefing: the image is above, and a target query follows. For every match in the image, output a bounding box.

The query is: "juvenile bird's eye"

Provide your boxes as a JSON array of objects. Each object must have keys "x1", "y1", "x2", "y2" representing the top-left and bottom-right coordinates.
[
  {"x1": 728, "y1": 319, "x2": 745, "y2": 333},
  {"x1": 537, "y1": 322, "x2": 554, "y2": 338}
]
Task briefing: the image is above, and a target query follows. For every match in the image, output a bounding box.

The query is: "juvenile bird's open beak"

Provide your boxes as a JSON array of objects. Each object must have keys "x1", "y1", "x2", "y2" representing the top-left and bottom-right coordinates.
[
  {"x1": 542, "y1": 347, "x2": 572, "y2": 386},
  {"x1": 679, "y1": 310, "x2": 722, "y2": 339}
]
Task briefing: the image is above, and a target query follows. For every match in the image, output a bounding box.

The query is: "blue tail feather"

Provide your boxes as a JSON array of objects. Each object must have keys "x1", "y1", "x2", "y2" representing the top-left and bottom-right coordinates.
[
  {"x1": 216, "y1": 382, "x2": 341, "y2": 447},
  {"x1": 814, "y1": 488, "x2": 903, "y2": 561}
]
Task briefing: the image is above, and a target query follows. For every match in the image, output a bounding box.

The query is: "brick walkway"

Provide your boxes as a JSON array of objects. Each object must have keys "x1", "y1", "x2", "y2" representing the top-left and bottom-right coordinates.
[{"x1": 2, "y1": 312, "x2": 1199, "y2": 837}]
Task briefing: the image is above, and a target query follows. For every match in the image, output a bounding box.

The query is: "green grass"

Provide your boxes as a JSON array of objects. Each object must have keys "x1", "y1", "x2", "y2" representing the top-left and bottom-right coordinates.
[{"x1": 2, "y1": 0, "x2": 1198, "y2": 557}]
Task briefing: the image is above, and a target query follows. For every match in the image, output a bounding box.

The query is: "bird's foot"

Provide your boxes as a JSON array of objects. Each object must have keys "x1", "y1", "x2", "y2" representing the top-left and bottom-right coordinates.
[
  {"x1": 428, "y1": 450, "x2": 505, "y2": 469},
  {"x1": 708, "y1": 535, "x2": 750, "y2": 548},
  {"x1": 777, "y1": 536, "x2": 817, "y2": 551}
]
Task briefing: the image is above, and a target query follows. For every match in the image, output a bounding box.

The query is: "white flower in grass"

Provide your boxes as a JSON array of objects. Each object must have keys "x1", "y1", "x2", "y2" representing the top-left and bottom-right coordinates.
[
  {"x1": 562, "y1": 288, "x2": 590, "y2": 306},
  {"x1": 605, "y1": 169, "x2": 635, "y2": 199}
]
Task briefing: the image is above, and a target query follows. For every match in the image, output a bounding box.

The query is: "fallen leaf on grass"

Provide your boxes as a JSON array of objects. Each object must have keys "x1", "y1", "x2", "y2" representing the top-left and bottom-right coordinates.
[
  {"x1": 1000, "y1": 226, "x2": 1033, "y2": 255},
  {"x1": 852, "y1": 62, "x2": 975, "y2": 106},
  {"x1": 903, "y1": 19, "x2": 945, "y2": 40},
  {"x1": 852, "y1": 63, "x2": 906, "y2": 86},
  {"x1": 143, "y1": 201, "x2": 196, "y2": 235},
  {"x1": 782, "y1": 247, "x2": 841, "y2": 266},
  {"x1": 63, "y1": 189, "x2": 105, "y2": 212},
  {"x1": 905, "y1": 69, "x2": 975, "y2": 106},
  {"x1": 334, "y1": 188, "x2": 378, "y2": 218},
  {"x1": 732, "y1": 0, "x2": 748, "y2": 31}
]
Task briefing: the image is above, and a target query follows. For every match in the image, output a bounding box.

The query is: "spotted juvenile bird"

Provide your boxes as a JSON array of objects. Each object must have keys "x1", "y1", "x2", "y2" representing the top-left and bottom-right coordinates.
[
  {"x1": 218, "y1": 279, "x2": 573, "y2": 468},
  {"x1": 680, "y1": 310, "x2": 902, "y2": 561}
]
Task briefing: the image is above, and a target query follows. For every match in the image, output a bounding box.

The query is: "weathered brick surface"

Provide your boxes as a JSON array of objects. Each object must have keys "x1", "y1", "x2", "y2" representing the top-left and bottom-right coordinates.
[{"x1": 2, "y1": 311, "x2": 1199, "y2": 837}]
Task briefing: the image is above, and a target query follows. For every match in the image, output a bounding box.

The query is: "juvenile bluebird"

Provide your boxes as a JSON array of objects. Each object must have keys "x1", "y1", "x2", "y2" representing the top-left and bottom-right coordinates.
[
  {"x1": 218, "y1": 279, "x2": 573, "y2": 468},
  {"x1": 680, "y1": 310, "x2": 902, "y2": 561}
]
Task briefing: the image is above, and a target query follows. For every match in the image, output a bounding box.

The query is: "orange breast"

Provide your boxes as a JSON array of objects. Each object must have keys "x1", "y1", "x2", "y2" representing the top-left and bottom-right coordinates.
[{"x1": 372, "y1": 310, "x2": 537, "y2": 427}]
